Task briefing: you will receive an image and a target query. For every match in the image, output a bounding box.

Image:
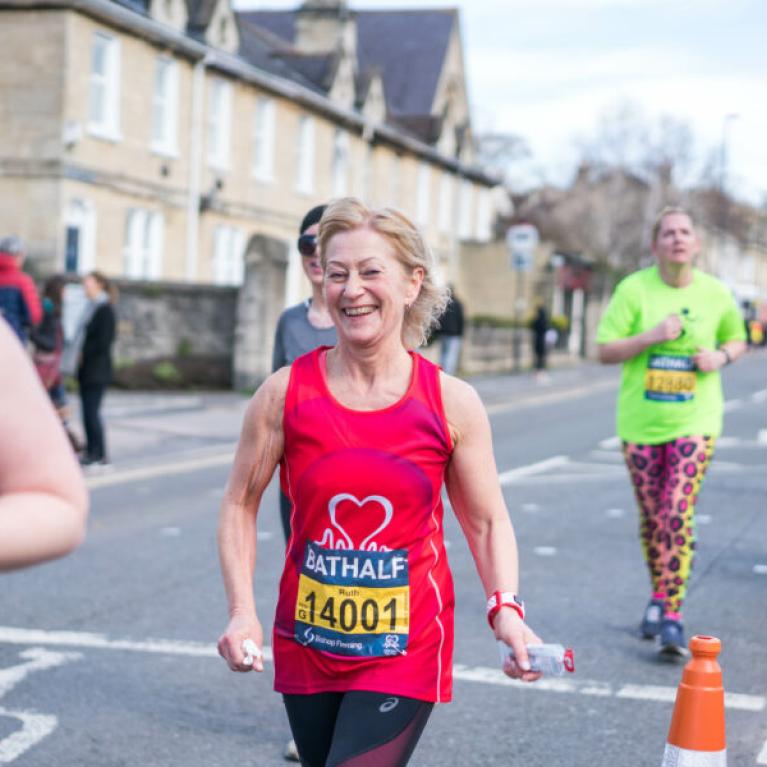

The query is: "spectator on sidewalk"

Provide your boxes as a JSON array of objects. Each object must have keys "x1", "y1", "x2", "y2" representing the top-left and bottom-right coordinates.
[
  {"x1": 437, "y1": 287, "x2": 464, "y2": 375},
  {"x1": 530, "y1": 304, "x2": 550, "y2": 383},
  {"x1": 272, "y1": 204, "x2": 336, "y2": 543},
  {"x1": 0, "y1": 318, "x2": 88, "y2": 571},
  {"x1": 63, "y1": 271, "x2": 117, "y2": 467},
  {"x1": 0, "y1": 235, "x2": 42, "y2": 344}
]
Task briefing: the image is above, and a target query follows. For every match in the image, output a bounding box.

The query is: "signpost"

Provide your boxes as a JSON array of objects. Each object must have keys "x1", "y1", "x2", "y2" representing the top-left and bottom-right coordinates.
[{"x1": 506, "y1": 223, "x2": 538, "y2": 372}]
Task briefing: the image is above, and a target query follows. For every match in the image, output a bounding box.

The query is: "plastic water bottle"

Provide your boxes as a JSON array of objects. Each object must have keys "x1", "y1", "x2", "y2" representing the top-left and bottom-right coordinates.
[{"x1": 497, "y1": 641, "x2": 575, "y2": 676}]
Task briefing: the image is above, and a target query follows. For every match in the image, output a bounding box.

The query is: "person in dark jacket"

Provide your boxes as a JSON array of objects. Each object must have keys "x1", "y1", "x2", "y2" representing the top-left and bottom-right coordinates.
[
  {"x1": 0, "y1": 235, "x2": 42, "y2": 344},
  {"x1": 71, "y1": 272, "x2": 117, "y2": 466},
  {"x1": 437, "y1": 287, "x2": 464, "y2": 375},
  {"x1": 530, "y1": 304, "x2": 549, "y2": 382}
]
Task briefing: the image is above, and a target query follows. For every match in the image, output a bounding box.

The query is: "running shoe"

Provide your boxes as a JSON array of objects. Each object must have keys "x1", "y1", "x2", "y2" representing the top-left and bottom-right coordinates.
[
  {"x1": 284, "y1": 738, "x2": 299, "y2": 762},
  {"x1": 640, "y1": 598, "x2": 664, "y2": 639},
  {"x1": 658, "y1": 618, "x2": 689, "y2": 658}
]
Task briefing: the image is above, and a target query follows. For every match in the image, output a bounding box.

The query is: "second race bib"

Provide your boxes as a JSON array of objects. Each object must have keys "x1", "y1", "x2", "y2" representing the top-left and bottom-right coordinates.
[
  {"x1": 294, "y1": 541, "x2": 409, "y2": 657},
  {"x1": 644, "y1": 354, "x2": 696, "y2": 402}
]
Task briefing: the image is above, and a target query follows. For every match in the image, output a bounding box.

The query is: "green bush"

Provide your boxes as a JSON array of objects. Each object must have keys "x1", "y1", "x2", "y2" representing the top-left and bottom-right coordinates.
[
  {"x1": 152, "y1": 360, "x2": 182, "y2": 383},
  {"x1": 176, "y1": 338, "x2": 193, "y2": 357}
]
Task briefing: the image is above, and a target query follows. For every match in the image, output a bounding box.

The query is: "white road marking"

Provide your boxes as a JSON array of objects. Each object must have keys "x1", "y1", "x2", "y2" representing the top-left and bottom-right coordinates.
[
  {"x1": 606, "y1": 508, "x2": 626, "y2": 518},
  {"x1": 759, "y1": 430, "x2": 767, "y2": 445},
  {"x1": 86, "y1": 451, "x2": 234, "y2": 489},
  {"x1": 754, "y1": 565, "x2": 767, "y2": 575},
  {"x1": 0, "y1": 627, "x2": 272, "y2": 662},
  {"x1": 589, "y1": 450, "x2": 625, "y2": 462},
  {"x1": 159, "y1": 527, "x2": 181, "y2": 537},
  {"x1": 258, "y1": 531, "x2": 275, "y2": 541},
  {"x1": 0, "y1": 648, "x2": 82, "y2": 764},
  {"x1": 0, "y1": 707, "x2": 58, "y2": 764},
  {"x1": 752, "y1": 389, "x2": 767, "y2": 404},
  {"x1": 723, "y1": 399, "x2": 744, "y2": 412},
  {"x1": 598, "y1": 436, "x2": 621, "y2": 450},
  {"x1": 485, "y1": 378, "x2": 619, "y2": 416},
  {"x1": 521, "y1": 503, "x2": 540, "y2": 513},
  {"x1": 697, "y1": 515, "x2": 713, "y2": 525},
  {"x1": 1, "y1": 628, "x2": 763, "y2": 719},
  {"x1": 498, "y1": 456, "x2": 569, "y2": 485},
  {"x1": 757, "y1": 737, "x2": 767, "y2": 764},
  {"x1": 451, "y1": 665, "x2": 764, "y2": 711},
  {"x1": 533, "y1": 546, "x2": 557, "y2": 557}
]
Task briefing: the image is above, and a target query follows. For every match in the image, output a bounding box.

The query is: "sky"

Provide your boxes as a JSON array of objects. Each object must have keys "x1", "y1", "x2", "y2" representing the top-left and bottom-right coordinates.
[{"x1": 236, "y1": 0, "x2": 767, "y2": 205}]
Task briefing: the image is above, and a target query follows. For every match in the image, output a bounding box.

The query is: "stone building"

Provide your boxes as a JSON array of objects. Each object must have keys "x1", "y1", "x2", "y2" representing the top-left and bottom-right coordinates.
[{"x1": 0, "y1": 0, "x2": 499, "y2": 383}]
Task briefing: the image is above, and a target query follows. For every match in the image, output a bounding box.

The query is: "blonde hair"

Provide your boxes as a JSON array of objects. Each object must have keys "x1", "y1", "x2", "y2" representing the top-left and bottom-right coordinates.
[
  {"x1": 652, "y1": 206, "x2": 695, "y2": 244},
  {"x1": 318, "y1": 198, "x2": 449, "y2": 349}
]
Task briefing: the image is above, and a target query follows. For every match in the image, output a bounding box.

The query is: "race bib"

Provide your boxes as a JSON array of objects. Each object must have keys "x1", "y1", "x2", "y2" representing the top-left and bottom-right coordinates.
[
  {"x1": 645, "y1": 354, "x2": 696, "y2": 402},
  {"x1": 294, "y1": 541, "x2": 409, "y2": 657}
]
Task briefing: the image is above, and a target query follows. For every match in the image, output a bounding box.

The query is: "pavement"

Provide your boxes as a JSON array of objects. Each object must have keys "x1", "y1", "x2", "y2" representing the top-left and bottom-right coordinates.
[{"x1": 78, "y1": 356, "x2": 621, "y2": 472}]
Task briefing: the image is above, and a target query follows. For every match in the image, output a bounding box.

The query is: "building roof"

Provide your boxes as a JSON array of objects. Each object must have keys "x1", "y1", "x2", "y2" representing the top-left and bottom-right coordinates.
[{"x1": 236, "y1": 8, "x2": 456, "y2": 119}]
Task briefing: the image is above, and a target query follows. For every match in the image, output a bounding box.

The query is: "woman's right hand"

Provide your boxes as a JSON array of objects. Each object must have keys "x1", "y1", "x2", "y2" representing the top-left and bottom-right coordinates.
[
  {"x1": 649, "y1": 314, "x2": 683, "y2": 344},
  {"x1": 217, "y1": 612, "x2": 265, "y2": 673}
]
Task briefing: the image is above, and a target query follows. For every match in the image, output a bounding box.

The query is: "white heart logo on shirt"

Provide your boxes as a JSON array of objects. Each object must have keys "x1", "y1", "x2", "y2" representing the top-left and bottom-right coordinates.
[{"x1": 318, "y1": 493, "x2": 394, "y2": 551}]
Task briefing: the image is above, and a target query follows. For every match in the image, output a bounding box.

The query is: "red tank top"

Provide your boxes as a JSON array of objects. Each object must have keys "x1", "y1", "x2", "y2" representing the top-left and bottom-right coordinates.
[{"x1": 273, "y1": 347, "x2": 455, "y2": 702}]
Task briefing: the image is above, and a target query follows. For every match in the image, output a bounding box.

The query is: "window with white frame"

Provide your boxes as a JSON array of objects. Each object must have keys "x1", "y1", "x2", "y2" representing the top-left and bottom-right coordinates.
[
  {"x1": 151, "y1": 56, "x2": 178, "y2": 155},
  {"x1": 416, "y1": 163, "x2": 431, "y2": 226},
  {"x1": 252, "y1": 97, "x2": 275, "y2": 181},
  {"x1": 88, "y1": 33, "x2": 121, "y2": 138},
  {"x1": 213, "y1": 226, "x2": 245, "y2": 285},
  {"x1": 208, "y1": 78, "x2": 232, "y2": 170},
  {"x1": 296, "y1": 115, "x2": 315, "y2": 193},
  {"x1": 331, "y1": 129, "x2": 349, "y2": 197},
  {"x1": 459, "y1": 179, "x2": 473, "y2": 240},
  {"x1": 438, "y1": 172, "x2": 453, "y2": 233},
  {"x1": 123, "y1": 209, "x2": 164, "y2": 279}
]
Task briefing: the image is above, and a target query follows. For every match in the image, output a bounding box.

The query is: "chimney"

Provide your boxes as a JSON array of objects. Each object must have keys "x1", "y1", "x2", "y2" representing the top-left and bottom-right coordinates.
[{"x1": 295, "y1": 0, "x2": 351, "y2": 54}]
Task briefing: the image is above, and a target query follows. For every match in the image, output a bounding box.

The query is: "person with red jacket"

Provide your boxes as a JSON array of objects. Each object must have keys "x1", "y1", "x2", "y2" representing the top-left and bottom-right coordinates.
[{"x1": 0, "y1": 236, "x2": 42, "y2": 344}]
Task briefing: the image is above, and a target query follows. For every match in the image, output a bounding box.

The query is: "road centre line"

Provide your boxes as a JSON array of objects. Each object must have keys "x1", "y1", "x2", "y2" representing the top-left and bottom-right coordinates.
[
  {"x1": 0, "y1": 626, "x2": 272, "y2": 662},
  {"x1": 451, "y1": 665, "x2": 764, "y2": 711},
  {"x1": 758, "y1": 738, "x2": 767, "y2": 765},
  {"x1": 485, "y1": 378, "x2": 618, "y2": 415},
  {"x1": 0, "y1": 627, "x2": 763, "y2": 714},
  {"x1": 498, "y1": 456, "x2": 569, "y2": 485},
  {"x1": 85, "y1": 451, "x2": 234, "y2": 489}
]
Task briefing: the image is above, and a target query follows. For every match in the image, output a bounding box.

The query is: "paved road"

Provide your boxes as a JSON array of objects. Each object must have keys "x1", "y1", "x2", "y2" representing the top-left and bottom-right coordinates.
[{"x1": 2, "y1": 353, "x2": 766, "y2": 766}]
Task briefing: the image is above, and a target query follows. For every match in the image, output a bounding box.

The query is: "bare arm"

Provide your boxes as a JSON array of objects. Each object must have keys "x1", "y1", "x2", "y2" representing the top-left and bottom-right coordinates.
[
  {"x1": 693, "y1": 339, "x2": 747, "y2": 373},
  {"x1": 442, "y1": 373, "x2": 541, "y2": 681},
  {"x1": 216, "y1": 368, "x2": 288, "y2": 672},
  {"x1": 598, "y1": 314, "x2": 682, "y2": 364},
  {"x1": 0, "y1": 321, "x2": 88, "y2": 571}
]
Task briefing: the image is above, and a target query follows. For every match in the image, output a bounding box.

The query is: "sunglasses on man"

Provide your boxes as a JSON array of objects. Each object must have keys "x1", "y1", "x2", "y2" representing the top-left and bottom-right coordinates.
[{"x1": 298, "y1": 234, "x2": 317, "y2": 257}]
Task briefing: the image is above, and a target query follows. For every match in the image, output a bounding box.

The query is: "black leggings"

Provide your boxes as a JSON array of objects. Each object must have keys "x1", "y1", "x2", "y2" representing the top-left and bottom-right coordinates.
[
  {"x1": 80, "y1": 383, "x2": 107, "y2": 461},
  {"x1": 283, "y1": 691, "x2": 433, "y2": 767}
]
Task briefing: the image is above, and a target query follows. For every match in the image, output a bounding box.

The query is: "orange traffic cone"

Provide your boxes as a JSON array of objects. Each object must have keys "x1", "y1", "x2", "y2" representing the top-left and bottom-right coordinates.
[{"x1": 661, "y1": 635, "x2": 727, "y2": 766}]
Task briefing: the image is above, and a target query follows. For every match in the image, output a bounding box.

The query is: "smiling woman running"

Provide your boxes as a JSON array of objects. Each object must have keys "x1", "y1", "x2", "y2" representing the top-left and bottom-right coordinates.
[
  {"x1": 217, "y1": 198, "x2": 542, "y2": 766},
  {"x1": 597, "y1": 206, "x2": 746, "y2": 656}
]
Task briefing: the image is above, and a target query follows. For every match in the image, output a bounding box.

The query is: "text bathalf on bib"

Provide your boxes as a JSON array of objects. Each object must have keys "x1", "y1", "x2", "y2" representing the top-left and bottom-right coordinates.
[
  {"x1": 644, "y1": 354, "x2": 697, "y2": 402},
  {"x1": 295, "y1": 541, "x2": 410, "y2": 657}
]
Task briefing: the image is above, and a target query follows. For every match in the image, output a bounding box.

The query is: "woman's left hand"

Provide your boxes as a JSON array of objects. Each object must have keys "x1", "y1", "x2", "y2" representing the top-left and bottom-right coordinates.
[
  {"x1": 493, "y1": 608, "x2": 543, "y2": 683},
  {"x1": 693, "y1": 347, "x2": 727, "y2": 373}
]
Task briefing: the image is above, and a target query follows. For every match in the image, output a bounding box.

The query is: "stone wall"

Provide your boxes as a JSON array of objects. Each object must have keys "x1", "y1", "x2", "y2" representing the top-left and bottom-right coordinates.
[{"x1": 111, "y1": 279, "x2": 237, "y2": 388}]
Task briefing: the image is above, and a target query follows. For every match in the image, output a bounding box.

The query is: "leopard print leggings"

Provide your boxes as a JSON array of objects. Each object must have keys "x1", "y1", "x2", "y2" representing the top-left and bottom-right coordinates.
[{"x1": 622, "y1": 436, "x2": 715, "y2": 615}]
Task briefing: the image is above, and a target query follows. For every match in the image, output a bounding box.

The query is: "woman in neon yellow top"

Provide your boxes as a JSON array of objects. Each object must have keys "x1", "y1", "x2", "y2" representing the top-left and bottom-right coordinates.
[{"x1": 597, "y1": 207, "x2": 746, "y2": 657}]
